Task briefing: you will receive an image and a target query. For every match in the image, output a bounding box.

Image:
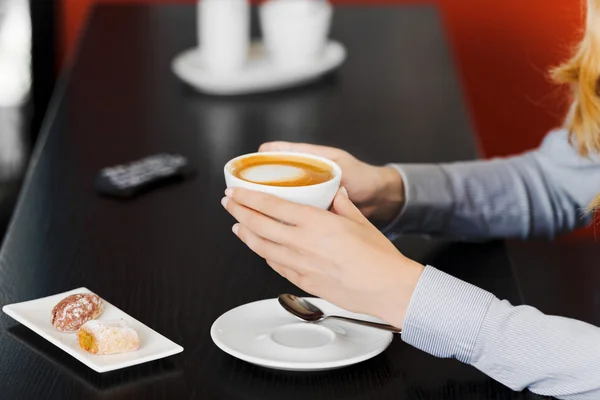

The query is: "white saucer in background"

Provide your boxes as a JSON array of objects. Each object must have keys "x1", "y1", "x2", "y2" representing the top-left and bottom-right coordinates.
[
  {"x1": 211, "y1": 298, "x2": 393, "y2": 371},
  {"x1": 171, "y1": 41, "x2": 346, "y2": 96}
]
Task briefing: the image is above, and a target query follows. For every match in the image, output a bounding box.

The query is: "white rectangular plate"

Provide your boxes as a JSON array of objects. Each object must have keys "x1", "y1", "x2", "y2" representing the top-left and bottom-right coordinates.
[{"x1": 2, "y1": 287, "x2": 183, "y2": 373}]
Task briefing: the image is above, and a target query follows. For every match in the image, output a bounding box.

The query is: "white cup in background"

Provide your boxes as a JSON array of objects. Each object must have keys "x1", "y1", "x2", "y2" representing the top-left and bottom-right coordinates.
[
  {"x1": 259, "y1": 0, "x2": 333, "y2": 70},
  {"x1": 198, "y1": 0, "x2": 250, "y2": 74},
  {"x1": 224, "y1": 152, "x2": 342, "y2": 210}
]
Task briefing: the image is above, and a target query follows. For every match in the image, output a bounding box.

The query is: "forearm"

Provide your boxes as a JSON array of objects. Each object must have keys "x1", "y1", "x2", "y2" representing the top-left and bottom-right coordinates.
[
  {"x1": 403, "y1": 267, "x2": 600, "y2": 399},
  {"x1": 388, "y1": 155, "x2": 581, "y2": 240},
  {"x1": 385, "y1": 130, "x2": 599, "y2": 240}
]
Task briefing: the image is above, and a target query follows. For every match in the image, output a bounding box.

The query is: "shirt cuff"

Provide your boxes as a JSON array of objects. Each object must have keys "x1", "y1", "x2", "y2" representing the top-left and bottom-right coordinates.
[
  {"x1": 382, "y1": 164, "x2": 455, "y2": 238},
  {"x1": 401, "y1": 266, "x2": 495, "y2": 364}
]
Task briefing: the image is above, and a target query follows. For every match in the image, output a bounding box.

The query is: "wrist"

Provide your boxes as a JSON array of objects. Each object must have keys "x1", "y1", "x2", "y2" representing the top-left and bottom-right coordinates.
[
  {"x1": 370, "y1": 166, "x2": 405, "y2": 223},
  {"x1": 375, "y1": 258, "x2": 424, "y2": 330}
]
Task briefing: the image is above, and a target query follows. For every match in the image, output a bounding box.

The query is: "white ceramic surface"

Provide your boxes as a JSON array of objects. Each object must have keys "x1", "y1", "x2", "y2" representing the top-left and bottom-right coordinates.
[
  {"x1": 224, "y1": 151, "x2": 342, "y2": 210},
  {"x1": 198, "y1": 0, "x2": 250, "y2": 73},
  {"x1": 2, "y1": 288, "x2": 183, "y2": 373},
  {"x1": 211, "y1": 298, "x2": 394, "y2": 371},
  {"x1": 259, "y1": 0, "x2": 332, "y2": 69},
  {"x1": 171, "y1": 40, "x2": 346, "y2": 96}
]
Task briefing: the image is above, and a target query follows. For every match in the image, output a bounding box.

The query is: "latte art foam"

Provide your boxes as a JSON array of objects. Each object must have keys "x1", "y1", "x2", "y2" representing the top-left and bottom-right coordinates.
[
  {"x1": 231, "y1": 154, "x2": 334, "y2": 187},
  {"x1": 239, "y1": 164, "x2": 307, "y2": 183}
]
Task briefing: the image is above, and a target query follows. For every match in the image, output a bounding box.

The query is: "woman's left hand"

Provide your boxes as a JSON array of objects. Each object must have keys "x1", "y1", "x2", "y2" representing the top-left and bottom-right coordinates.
[{"x1": 221, "y1": 187, "x2": 424, "y2": 329}]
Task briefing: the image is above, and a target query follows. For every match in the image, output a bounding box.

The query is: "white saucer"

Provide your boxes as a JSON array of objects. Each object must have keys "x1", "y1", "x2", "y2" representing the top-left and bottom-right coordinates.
[
  {"x1": 210, "y1": 298, "x2": 393, "y2": 371},
  {"x1": 171, "y1": 41, "x2": 346, "y2": 96}
]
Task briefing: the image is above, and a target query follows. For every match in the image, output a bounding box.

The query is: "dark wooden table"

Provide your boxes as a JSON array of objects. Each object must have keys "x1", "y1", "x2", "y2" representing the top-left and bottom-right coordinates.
[{"x1": 0, "y1": 4, "x2": 555, "y2": 399}]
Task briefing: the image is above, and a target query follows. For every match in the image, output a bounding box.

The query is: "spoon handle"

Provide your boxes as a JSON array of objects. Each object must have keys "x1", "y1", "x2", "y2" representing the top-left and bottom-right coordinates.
[{"x1": 327, "y1": 315, "x2": 402, "y2": 334}]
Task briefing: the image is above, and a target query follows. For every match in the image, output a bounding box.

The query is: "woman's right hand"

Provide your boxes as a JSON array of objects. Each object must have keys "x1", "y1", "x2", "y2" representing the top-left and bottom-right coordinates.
[{"x1": 259, "y1": 142, "x2": 406, "y2": 224}]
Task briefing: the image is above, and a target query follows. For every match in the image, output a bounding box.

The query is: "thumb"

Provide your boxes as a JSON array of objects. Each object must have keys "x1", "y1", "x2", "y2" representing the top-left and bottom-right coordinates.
[
  {"x1": 331, "y1": 187, "x2": 367, "y2": 223},
  {"x1": 259, "y1": 142, "x2": 341, "y2": 160},
  {"x1": 259, "y1": 141, "x2": 294, "y2": 152}
]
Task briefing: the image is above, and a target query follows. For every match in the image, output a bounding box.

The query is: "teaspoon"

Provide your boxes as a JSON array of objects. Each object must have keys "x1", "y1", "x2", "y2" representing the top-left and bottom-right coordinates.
[{"x1": 278, "y1": 294, "x2": 402, "y2": 334}]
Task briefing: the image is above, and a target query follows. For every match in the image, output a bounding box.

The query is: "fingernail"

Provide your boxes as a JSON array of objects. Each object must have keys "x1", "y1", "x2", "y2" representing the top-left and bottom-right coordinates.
[
  {"x1": 232, "y1": 224, "x2": 239, "y2": 235},
  {"x1": 221, "y1": 197, "x2": 228, "y2": 207},
  {"x1": 225, "y1": 188, "x2": 233, "y2": 197},
  {"x1": 340, "y1": 187, "x2": 348, "y2": 197}
]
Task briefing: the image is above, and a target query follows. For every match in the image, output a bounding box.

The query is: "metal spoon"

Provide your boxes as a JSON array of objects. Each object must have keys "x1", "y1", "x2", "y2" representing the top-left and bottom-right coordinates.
[{"x1": 278, "y1": 294, "x2": 402, "y2": 334}]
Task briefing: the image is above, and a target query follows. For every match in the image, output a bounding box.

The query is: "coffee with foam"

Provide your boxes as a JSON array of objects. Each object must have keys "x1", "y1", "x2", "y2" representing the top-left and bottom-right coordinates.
[
  {"x1": 224, "y1": 151, "x2": 342, "y2": 210},
  {"x1": 230, "y1": 154, "x2": 334, "y2": 187}
]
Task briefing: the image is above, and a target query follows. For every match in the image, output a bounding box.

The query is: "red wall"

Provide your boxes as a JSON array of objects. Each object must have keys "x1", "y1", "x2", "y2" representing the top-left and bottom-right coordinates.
[{"x1": 58, "y1": 1, "x2": 592, "y2": 237}]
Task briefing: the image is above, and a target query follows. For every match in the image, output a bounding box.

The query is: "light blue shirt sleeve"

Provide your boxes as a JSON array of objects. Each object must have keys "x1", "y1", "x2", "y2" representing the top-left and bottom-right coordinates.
[
  {"x1": 386, "y1": 129, "x2": 600, "y2": 240},
  {"x1": 403, "y1": 267, "x2": 600, "y2": 399},
  {"x1": 385, "y1": 129, "x2": 600, "y2": 398}
]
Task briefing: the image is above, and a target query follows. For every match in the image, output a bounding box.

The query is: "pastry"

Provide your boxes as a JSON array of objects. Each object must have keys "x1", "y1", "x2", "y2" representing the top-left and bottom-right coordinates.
[
  {"x1": 51, "y1": 293, "x2": 103, "y2": 332},
  {"x1": 77, "y1": 319, "x2": 140, "y2": 355}
]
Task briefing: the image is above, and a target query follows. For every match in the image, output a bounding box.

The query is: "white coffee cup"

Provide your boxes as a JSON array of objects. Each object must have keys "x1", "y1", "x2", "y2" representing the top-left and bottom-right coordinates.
[
  {"x1": 198, "y1": 0, "x2": 250, "y2": 74},
  {"x1": 224, "y1": 152, "x2": 342, "y2": 209},
  {"x1": 259, "y1": 0, "x2": 333, "y2": 69}
]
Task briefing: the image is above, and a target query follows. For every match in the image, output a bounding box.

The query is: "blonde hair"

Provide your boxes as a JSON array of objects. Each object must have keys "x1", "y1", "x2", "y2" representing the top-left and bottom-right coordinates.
[
  {"x1": 551, "y1": 0, "x2": 600, "y2": 208},
  {"x1": 552, "y1": 0, "x2": 600, "y2": 155}
]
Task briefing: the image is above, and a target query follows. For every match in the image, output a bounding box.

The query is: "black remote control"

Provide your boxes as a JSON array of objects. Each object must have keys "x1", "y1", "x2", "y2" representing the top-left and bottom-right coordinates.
[{"x1": 95, "y1": 153, "x2": 193, "y2": 198}]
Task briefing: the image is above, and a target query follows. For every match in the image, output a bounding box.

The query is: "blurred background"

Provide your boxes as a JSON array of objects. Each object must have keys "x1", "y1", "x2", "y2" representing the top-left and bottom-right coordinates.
[{"x1": 0, "y1": 0, "x2": 587, "y2": 240}]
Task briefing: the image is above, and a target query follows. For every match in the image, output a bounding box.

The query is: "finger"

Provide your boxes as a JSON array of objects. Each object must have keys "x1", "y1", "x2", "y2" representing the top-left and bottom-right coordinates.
[
  {"x1": 223, "y1": 197, "x2": 295, "y2": 244},
  {"x1": 258, "y1": 142, "x2": 343, "y2": 160},
  {"x1": 331, "y1": 188, "x2": 368, "y2": 224},
  {"x1": 225, "y1": 187, "x2": 319, "y2": 227},
  {"x1": 266, "y1": 260, "x2": 314, "y2": 295},
  {"x1": 233, "y1": 224, "x2": 301, "y2": 267},
  {"x1": 266, "y1": 260, "x2": 303, "y2": 285}
]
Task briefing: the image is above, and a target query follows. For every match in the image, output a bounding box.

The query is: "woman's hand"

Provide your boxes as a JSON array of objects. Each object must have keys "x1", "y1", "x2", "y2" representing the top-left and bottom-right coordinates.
[
  {"x1": 259, "y1": 142, "x2": 405, "y2": 224},
  {"x1": 221, "y1": 187, "x2": 424, "y2": 329}
]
